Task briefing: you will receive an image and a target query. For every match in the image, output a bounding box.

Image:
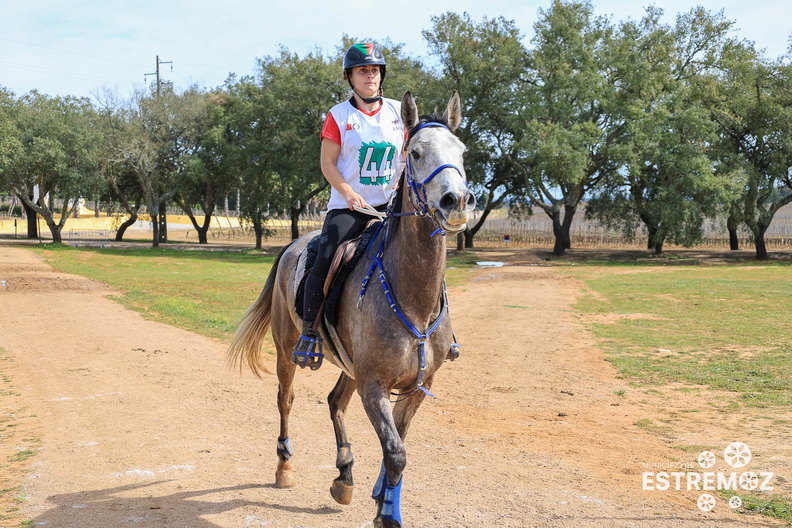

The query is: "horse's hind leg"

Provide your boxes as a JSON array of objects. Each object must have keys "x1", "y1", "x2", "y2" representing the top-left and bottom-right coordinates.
[
  {"x1": 328, "y1": 373, "x2": 357, "y2": 505},
  {"x1": 274, "y1": 314, "x2": 299, "y2": 488}
]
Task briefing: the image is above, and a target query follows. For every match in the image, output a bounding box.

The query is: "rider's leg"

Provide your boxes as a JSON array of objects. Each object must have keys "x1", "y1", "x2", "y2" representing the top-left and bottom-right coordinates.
[{"x1": 291, "y1": 208, "x2": 374, "y2": 370}]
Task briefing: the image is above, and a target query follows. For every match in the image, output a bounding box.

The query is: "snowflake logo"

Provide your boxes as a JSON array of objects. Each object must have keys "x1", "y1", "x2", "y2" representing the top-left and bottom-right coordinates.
[
  {"x1": 697, "y1": 451, "x2": 716, "y2": 469},
  {"x1": 724, "y1": 442, "x2": 752, "y2": 468},
  {"x1": 697, "y1": 493, "x2": 716, "y2": 512}
]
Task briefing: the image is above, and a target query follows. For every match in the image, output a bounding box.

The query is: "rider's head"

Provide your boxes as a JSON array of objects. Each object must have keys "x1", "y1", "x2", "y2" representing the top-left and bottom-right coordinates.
[{"x1": 343, "y1": 43, "x2": 386, "y2": 104}]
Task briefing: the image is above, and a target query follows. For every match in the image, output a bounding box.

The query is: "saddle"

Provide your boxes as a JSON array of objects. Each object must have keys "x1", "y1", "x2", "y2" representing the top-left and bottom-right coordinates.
[{"x1": 296, "y1": 220, "x2": 382, "y2": 327}]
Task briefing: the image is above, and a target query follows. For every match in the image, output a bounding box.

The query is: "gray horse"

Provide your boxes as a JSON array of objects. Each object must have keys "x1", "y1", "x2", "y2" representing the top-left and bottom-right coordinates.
[{"x1": 227, "y1": 90, "x2": 475, "y2": 528}]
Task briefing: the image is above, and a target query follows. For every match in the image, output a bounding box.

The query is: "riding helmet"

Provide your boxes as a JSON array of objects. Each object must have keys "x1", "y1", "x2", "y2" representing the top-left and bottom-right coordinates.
[{"x1": 343, "y1": 43, "x2": 386, "y2": 81}]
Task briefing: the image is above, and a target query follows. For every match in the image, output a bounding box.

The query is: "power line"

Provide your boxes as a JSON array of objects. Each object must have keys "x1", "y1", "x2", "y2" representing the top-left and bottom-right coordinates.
[
  {"x1": 0, "y1": 60, "x2": 137, "y2": 86},
  {"x1": 0, "y1": 35, "x2": 144, "y2": 69}
]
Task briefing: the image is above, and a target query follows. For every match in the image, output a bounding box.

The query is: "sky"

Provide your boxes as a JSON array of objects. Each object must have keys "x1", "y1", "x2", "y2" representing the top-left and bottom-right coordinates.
[{"x1": 1, "y1": 0, "x2": 789, "y2": 100}]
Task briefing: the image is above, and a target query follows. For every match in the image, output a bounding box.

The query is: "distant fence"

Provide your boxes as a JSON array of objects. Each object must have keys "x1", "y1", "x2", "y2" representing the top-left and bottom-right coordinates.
[
  {"x1": 67, "y1": 229, "x2": 110, "y2": 248},
  {"x1": 203, "y1": 215, "x2": 792, "y2": 250},
  {"x1": 6, "y1": 210, "x2": 792, "y2": 251}
]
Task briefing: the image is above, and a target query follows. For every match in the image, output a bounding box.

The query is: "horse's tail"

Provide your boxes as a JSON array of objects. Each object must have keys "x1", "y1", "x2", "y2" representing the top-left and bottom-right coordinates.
[{"x1": 226, "y1": 244, "x2": 289, "y2": 377}]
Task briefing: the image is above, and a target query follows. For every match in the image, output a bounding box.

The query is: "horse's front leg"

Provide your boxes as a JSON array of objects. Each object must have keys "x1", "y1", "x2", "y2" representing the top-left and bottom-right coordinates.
[
  {"x1": 328, "y1": 372, "x2": 357, "y2": 504},
  {"x1": 360, "y1": 380, "x2": 407, "y2": 528}
]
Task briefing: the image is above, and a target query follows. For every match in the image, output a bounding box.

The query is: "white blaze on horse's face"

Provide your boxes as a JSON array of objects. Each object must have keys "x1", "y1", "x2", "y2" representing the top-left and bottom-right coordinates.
[
  {"x1": 408, "y1": 130, "x2": 474, "y2": 233},
  {"x1": 401, "y1": 90, "x2": 477, "y2": 234}
]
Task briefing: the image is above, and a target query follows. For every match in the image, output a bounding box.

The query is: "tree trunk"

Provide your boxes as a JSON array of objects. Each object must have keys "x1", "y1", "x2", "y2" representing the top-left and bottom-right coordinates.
[
  {"x1": 115, "y1": 213, "x2": 138, "y2": 241},
  {"x1": 151, "y1": 212, "x2": 160, "y2": 248},
  {"x1": 754, "y1": 223, "x2": 769, "y2": 261},
  {"x1": 45, "y1": 218, "x2": 63, "y2": 244},
  {"x1": 253, "y1": 223, "x2": 263, "y2": 250},
  {"x1": 290, "y1": 204, "x2": 303, "y2": 240},
  {"x1": 196, "y1": 223, "x2": 209, "y2": 244},
  {"x1": 456, "y1": 233, "x2": 463, "y2": 251},
  {"x1": 464, "y1": 228, "x2": 474, "y2": 249},
  {"x1": 726, "y1": 215, "x2": 739, "y2": 250},
  {"x1": 552, "y1": 206, "x2": 576, "y2": 256},
  {"x1": 19, "y1": 194, "x2": 38, "y2": 239},
  {"x1": 654, "y1": 237, "x2": 665, "y2": 255},
  {"x1": 551, "y1": 210, "x2": 566, "y2": 256}
]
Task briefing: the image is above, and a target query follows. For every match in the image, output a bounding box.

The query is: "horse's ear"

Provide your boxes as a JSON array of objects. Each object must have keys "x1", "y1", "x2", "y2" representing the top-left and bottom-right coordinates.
[
  {"x1": 442, "y1": 90, "x2": 462, "y2": 133},
  {"x1": 401, "y1": 91, "x2": 419, "y2": 131}
]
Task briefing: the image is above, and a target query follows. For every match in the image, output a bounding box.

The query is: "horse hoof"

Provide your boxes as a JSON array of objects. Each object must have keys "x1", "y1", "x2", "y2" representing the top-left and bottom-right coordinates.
[
  {"x1": 373, "y1": 518, "x2": 400, "y2": 528},
  {"x1": 330, "y1": 480, "x2": 354, "y2": 505},
  {"x1": 276, "y1": 469, "x2": 295, "y2": 488},
  {"x1": 276, "y1": 460, "x2": 295, "y2": 488}
]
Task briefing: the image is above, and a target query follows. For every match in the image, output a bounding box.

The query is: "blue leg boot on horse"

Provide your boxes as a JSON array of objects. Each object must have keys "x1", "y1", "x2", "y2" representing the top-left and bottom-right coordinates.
[
  {"x1": 292, "y1": 273, "x2": 324, "y2": 370},
  {"x1": 372, "y1": 461, "x2": 403, "y2": 528}
]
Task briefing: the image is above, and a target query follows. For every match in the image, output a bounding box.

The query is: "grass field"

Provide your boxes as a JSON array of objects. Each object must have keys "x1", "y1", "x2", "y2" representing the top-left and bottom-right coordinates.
[
  {"x1": 29, "y1": 244, "x2": 792, "y2": 410},
  {"x1": 560, "y1": 261, "x2": 792, "y2": 409},
  {"x1": 32, "y1": 246, "x2": 276, "y2": 340}
]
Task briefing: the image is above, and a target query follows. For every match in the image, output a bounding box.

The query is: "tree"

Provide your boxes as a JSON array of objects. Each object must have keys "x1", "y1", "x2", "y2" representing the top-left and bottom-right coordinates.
[
  {"x1": 586, "y1": 7, "x2": 735, "y2": 254},
  {"x1": 172, "y1": 90, "x2": 232, "y2": 245},
  {"x1": 0, "y1": 89, "x2": 23, "y2": 195},
  {"x1": 256, "y1": 48, "x2": 339, "y2": 240},
  {"x1": 3, "y1": 92, "x2": 102, "y2": 243},
  {"x1": 94, "y1": 91, "x2": 145, "y2": 241},
  {"x1": 506, "y1": 0, "x2": 624, "y2": 256},
  {"x1": 424, "y1": 13, "x2": 527, "y2": 249},
  {"x1": 124, "y1": 87, "x2": 208, "y2": 248},
  {"x1": 701, "y1": 41, "x2": 792, "y2": 260}
]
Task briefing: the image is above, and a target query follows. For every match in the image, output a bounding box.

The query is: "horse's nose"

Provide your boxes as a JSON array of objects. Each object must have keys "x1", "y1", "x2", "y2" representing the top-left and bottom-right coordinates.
[{"x1": 439, "y1": 188, "x2": 476, "y2": 213}]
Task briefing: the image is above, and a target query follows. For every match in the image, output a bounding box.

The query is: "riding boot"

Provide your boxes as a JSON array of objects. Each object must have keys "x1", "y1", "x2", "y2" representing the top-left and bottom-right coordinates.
[{"x1": 292, "y1": 274, "x2": 325, "y2": 370}]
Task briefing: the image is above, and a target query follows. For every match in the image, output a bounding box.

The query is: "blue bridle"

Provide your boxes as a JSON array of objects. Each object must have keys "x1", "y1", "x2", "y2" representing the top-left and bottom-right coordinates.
[{"x1": 400, "y1": 121, "x2": 466, "y2": 224}]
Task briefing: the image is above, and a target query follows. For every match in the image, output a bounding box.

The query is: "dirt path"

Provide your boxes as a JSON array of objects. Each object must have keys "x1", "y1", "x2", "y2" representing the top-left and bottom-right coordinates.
[{"x1": 0, "y1": 245, "x2": 783, "y2": 527}]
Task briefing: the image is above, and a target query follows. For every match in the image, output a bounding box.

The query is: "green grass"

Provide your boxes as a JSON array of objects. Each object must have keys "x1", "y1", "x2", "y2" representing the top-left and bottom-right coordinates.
[
  {"x1": 720, "y1": 490, "x2": 792, "y2": 523},
  {"x1": 8, "y1": 449, "x2": 36, "y2": 462},
  {"x1": 561, "y1": 263, "x2": 792, "y2": 408},
  {"x1": 32, "y1": 246, "x2": 276, "y2": 340},
  {"x1": 32, "y1": 245, "x2": 479, "y2": 340}
]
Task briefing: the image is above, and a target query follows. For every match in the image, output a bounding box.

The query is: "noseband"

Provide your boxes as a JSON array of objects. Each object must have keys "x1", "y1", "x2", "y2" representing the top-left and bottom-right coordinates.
[{"x1": 401, "y1": 122, "x2": 466, "y2": 221}]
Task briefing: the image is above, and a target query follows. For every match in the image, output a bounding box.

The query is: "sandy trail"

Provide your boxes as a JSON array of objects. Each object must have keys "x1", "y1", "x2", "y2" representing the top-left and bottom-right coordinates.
[{"x1": 0, "y1": 245, "x2": 782, "y2": 527}]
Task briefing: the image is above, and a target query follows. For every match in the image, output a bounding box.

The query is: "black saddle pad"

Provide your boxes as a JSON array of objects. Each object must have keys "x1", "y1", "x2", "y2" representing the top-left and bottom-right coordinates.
[{"x1": 296, "y1": 221, "x2": 382, "y2": 325}]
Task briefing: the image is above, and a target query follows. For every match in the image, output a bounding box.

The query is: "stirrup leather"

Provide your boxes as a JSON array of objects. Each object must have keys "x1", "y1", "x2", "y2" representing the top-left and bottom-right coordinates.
[{"x1": 291, "y1": 332, "x2": 324, "y2": 370}]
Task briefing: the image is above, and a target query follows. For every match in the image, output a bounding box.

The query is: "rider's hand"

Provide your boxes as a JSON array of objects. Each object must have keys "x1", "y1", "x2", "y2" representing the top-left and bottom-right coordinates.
[{"x1": 344, "y1": 191, "x2": 368, "y2": 211}]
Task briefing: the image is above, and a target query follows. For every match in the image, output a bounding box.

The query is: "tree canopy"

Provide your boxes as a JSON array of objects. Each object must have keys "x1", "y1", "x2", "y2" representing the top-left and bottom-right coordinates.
[{"x1": 1, "y1": 4, "x2": 791, "y2": 259}]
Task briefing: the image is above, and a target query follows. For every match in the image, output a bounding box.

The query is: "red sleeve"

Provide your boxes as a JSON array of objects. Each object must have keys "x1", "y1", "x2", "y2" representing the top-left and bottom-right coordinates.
[{"x1": 320, "y1": 112, "x2": 341, "y2": 146}]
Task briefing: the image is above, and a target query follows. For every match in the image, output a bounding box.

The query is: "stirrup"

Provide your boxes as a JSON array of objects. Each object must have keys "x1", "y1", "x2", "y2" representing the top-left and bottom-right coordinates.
[
  {"x1": 446, "y1": 342, "x2": 460, "y2": 361},
  {"x1": 291, "y1": 332, "x2": 323, "y2": 370}
]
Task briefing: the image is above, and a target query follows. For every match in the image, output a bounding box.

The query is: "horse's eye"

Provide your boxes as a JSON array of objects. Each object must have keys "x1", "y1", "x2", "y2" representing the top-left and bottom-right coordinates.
[{"x1": 410, "y1": 150, "x2": 421, "y2": 161}]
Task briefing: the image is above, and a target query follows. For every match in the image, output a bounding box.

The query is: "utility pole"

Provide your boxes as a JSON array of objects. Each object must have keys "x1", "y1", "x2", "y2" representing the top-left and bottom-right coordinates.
[
  {"x1": 144, "y1": 55, "x2": 173, "y2": 96},
  {"x1": 144, "y1": 55, "x2": 174, "y2": 243}
]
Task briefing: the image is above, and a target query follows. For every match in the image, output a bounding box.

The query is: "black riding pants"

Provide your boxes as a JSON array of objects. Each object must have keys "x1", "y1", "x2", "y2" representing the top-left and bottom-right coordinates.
[{"x1": 302, "y1": 204, "x2": 387, "y2": 323}]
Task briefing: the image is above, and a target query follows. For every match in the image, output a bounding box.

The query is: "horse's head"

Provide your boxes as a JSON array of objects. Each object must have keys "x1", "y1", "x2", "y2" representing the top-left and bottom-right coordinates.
[{"x1": 401, "y1": 90, "x2": 476, "y2": 234}]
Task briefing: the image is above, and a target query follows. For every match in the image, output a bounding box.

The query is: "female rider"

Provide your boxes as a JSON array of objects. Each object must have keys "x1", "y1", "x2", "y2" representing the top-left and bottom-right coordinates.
[{"x1": 291, "y1": 43, "x2": 406, "y2": 369}]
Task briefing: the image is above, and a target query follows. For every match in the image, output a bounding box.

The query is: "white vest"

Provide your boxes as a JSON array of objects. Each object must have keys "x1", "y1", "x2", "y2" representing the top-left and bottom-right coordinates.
[{"x1": 326, "y1": 98, "x2": 405, "y2": 211}]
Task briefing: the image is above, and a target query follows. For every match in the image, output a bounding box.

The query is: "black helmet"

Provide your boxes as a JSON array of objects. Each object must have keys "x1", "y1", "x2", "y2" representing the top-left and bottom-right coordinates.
[{"x1": 343, "y1": 43, "x2": 386, "y2": 81}]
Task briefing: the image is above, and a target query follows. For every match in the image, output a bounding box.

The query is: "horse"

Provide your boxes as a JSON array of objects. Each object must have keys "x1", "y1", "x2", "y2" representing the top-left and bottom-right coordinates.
[{"x1": 227, "y1": 90, "x2": 475, "y2": 528}]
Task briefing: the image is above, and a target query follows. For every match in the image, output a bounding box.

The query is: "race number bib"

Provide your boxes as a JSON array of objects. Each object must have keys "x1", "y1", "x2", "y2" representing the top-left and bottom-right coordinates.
[{"x1": 358, "y1": 141, "x2": 396, "y2": 185}]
